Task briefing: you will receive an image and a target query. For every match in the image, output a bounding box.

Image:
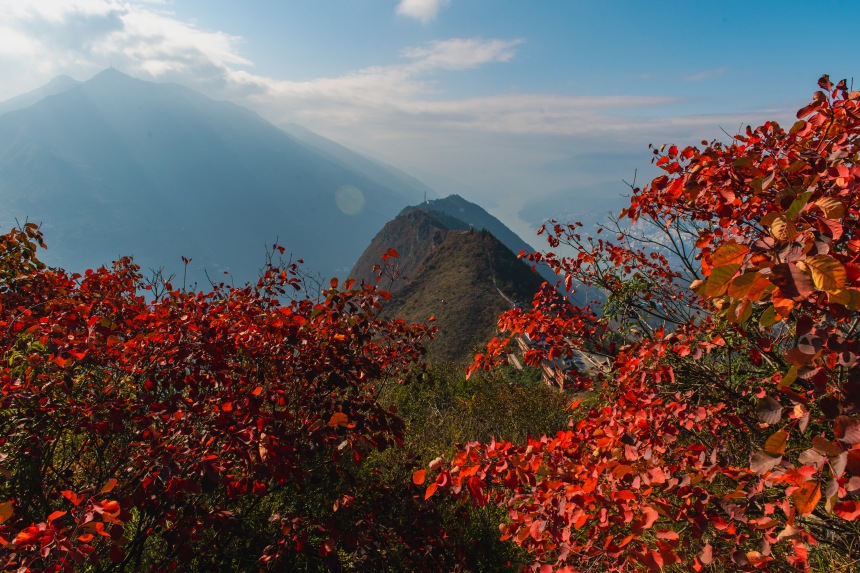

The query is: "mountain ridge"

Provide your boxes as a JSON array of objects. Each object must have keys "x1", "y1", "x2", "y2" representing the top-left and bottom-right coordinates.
[
  {"x1": 0, "y1": 69, "x2": 427, "y2": 285},
  {"x1": 349, "y1": 201, "x2": 546, "y2": 364}
]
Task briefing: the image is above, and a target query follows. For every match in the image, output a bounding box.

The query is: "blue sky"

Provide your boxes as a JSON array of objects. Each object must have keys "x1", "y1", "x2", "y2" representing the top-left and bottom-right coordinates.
[{"x1": 1, "y1": 0, "x2": 858, "y2": 238}]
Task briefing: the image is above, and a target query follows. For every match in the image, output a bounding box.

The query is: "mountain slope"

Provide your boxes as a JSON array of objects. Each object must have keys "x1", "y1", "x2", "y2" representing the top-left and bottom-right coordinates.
[
  {"x1": 349, "y1": 208, "x2": 466, "y2": 292},
  {"x1": 350, "y1": 195, "x2": 542, "y2": 287},
  {"x1": 0, "y1": 69, "x2": 422, "y2": 284},
  {"x1": 281, "y1": 123, "x2": 434, "y2": 203},
  {"x1": 0, "y1": 75, "x2": 79, "y2": 116},
  {"x1": 349, "y1": 204, "x2": 545, "y2": 364},
  {"x1": 385, "y1": 229, "x2": 544, "y2": 364},
  {"x1": 419, "y1": 195, "x2": 535, "y2": 261}
]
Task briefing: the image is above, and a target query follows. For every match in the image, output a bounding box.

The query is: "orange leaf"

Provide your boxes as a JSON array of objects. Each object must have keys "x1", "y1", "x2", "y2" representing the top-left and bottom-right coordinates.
[
  {"x1": 611, "y1": 464, "x2": 635, "y2": 479},
  {"x1": 711, "y1": 241, "x2": 749, "y2": 268},
  {"x1": 424, "y1": 482, "x2": 438, "y2": 500},
  {"x1": 798, "y1": 255, "x2": 847, "y2": 292},
  {"x1": 13, "y1": 527, "x2": 40, "y2": 547},
  {"x1": 728, "y1": 271, "x2": 771, "y2": 302},
  {"x1": 61, "y1": 490, "x2": 85, "y2": 507},
  {"x1": 704, "y1": 264, "x2": 740, "y2": 297},
  {"x1": 412, "y1": 469, "x2": 426, "y2": 485},
  {"x1": 765, "y1": 430, "x2": 789, "y2": 455},
  {"x1": 251, "y1": 386, "x2": 263, "y2": 397},
  {"x1": 329, "y1": 412, "x2": 349, "y2": 427},
  {"x1": 791, "y1": 481, "x2": 821, "y2": 515},
  {"x1": 47, "y1": 510, "x2": 66, "y2": 523},
  {"x1": 100, "y1": 478, "x2": 118, "y2": 494},
  {"x1": 0, "y1": 501, "x2": 12, "y2": 525},
  {"x1": 815, "y1": 197, "x2": 845, "y2": 219},
  {"x1": 100, "y1": 500, "x2": 121, "y2": 517}
]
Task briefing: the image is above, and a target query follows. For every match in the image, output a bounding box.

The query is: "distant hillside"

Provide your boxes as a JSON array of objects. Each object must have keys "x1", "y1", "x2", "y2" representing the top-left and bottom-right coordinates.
[
  {"x1": 349, "y1": 209, "x2": 457, "y2": 292},
  {"x1": 385, "y1": 228, "x2": 544, "y2": 364},
  {"x1": 350, "y1": 194, "x2": 584, "y2": 307},
  {"x1": 0, "y1": 69, "x2": 423, "y2": 285},
  {"x1": 350, "y1": 204, "x2": 545, "y2": 364},
  {"x1": 350, "y1": 194, "x2": 541, "y2": 285},
  {"x1": 418, "y1": 195, "x2": 581, "y2": 299},
  {"x1": 0, "y1": 75, "x2": 79, "y2": 116},
  {"x1": 281, "y1": 123, "x2": 434, "y2": 204}
]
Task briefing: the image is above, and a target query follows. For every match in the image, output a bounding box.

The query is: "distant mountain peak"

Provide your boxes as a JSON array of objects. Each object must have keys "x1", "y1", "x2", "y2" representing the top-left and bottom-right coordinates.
[
  {"x1": 92, "y1": 67, "x2": 134, "y2": 80},
  {"x1": 84, "y1": 68, "x2": 153, "y2": 91},
  {"x1": 0, "y1": 74, "x2": 80, "y2": 116},
  {"x1": 0, "y1": 70, "x2": 424, "y2": 285},
  {"x1": 45, "y1": 75, "x2": 79, "y2": 88}
]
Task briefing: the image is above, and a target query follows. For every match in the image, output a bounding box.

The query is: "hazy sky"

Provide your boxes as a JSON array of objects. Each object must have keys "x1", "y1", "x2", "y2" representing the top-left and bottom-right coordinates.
[{"x1": 2, "y1": 0, "x2": 858, "y2": 238}]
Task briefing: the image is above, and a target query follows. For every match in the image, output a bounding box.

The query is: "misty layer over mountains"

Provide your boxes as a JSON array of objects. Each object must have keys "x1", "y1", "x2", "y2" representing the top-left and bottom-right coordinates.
[
  {"x1": 0, "y1": 69, "x2": 429, "y2": 286},
  {"x1": 0, "y1": 68, "x2": 598, "y2": 309}
]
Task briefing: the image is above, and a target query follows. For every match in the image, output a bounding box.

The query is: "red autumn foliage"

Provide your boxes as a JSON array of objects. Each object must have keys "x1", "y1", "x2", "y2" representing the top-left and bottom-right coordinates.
[
  {"x1": 426, "y1": 76, "x2": 860, "y2": 571},
  {"x1": 0, "y1": 225, "x2": 434, "y2": 571}
]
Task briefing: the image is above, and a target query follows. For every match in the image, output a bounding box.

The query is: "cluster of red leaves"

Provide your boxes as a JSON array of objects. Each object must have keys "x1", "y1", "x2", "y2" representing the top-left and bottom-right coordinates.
[
  {"x1": 420, "y1": 76, "x2": 860, "y2": 572},
  {"x1": 0, "y1": 227, "x2": 432, "y2": 571}
]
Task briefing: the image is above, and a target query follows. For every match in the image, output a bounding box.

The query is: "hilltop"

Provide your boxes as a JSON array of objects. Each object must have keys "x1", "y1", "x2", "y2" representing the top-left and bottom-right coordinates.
[{"x1": 350, "y1": 204, "x2": 544, "y2": 364}]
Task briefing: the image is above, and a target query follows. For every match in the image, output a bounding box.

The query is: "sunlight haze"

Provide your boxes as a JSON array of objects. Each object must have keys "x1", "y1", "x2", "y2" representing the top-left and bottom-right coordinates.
[{"x1": 1, "y1": 0, "x2": 857, "y2": 241}]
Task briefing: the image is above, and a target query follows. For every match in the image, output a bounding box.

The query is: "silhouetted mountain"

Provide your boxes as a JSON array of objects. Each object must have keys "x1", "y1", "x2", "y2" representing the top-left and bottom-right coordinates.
[
  {"x1": 0, "y1": 75, "x2": 79, "y2": 116},
  {"x1": 0, "y1": 69, "x2": 425, "y2": 285}
]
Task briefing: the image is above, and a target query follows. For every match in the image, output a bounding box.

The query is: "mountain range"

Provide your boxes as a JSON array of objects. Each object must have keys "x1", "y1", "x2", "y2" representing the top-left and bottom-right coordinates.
[
  {"x1": 0, "y1": 70, "x2": 581, "y2": 364},
  {"x1": 0, "y1": 69, "x2": 429, "y2": 285}
]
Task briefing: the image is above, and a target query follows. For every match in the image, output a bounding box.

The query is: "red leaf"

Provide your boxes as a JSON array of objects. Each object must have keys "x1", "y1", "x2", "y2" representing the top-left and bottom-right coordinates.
[
  {"x1": 770, "y1": 263, "x2": 815, "y2": 300},
  {"x1": 61, "y1": 490, "x2": 85, "y2": 507},
  {"x1": 13, "y1": 527, "x2": 40, "y2": 547},
  {"x1": 834, "y1": 500, "x2": 860, "y2": 521},
  {"x1": 756, "y1": 396, "x2": 782, "y2": 424},
  {"x1": 751, "y1": 450, "x2": 782, "y2": 474},
  {"x1": 835, "y1": 416, "x2": 860, "y2": 444},
  {"x1": 412, "y1": 469, "x2": 426, "y2": 485}
]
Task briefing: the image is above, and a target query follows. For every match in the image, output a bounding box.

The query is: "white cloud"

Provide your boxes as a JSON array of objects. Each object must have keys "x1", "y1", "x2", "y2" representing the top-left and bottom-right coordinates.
[
  {"x1": 0, "y1": 1, "x2": 787, "y2": 231},
  {"x1": 0, "y1": 2, "x2": 741, "y2": 142},
  {"x1": 0, "y1": 0, "x2": 251, "y2": 99},
  {"x1": 402, "y1": 38, "x2": 522, "y2": 70},
  {"x1": 396, "y1": 0, "x2": 451, "y2": 23}
]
